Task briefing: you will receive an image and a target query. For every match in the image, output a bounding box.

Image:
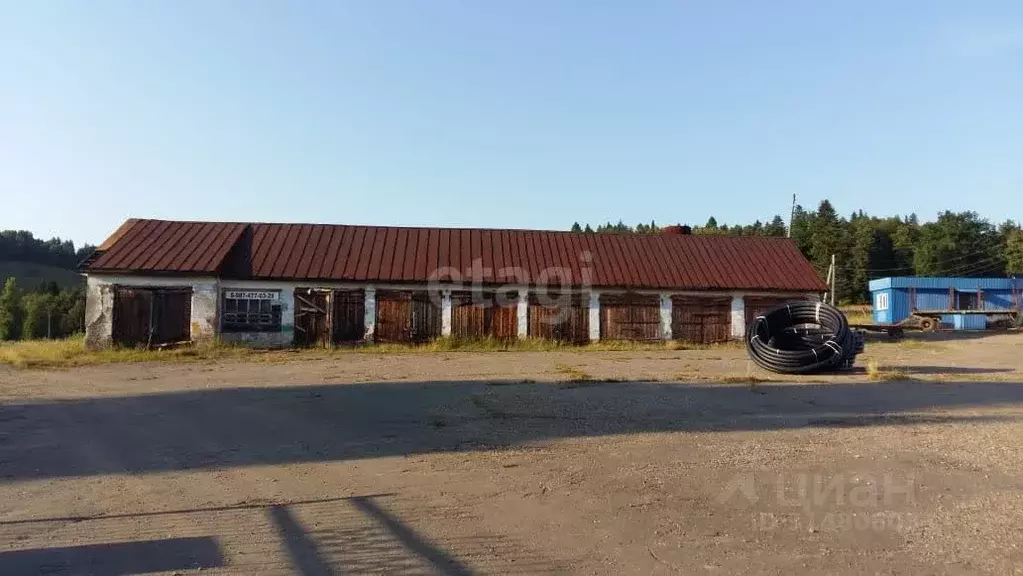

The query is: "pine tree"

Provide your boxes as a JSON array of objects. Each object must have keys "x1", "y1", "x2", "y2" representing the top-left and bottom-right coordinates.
[
  {"x1": 0, "y1": 278, "x2": 22, "y2": 340},
  {"x1": 766, "y1": 215, "x2": 787, "y2": 237},
  {"x1": 570, "y1": 222, "x2": 582, "y2": 233},
  {"x1": 1004, "y1": 228, "x2": 1023, "y2": 274}
]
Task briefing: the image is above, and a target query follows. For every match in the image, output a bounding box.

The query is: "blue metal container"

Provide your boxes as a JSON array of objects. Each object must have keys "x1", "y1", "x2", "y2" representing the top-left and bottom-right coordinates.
[
  {"x1": 952, "y1": 314, "x2": 986, "y2": 330},
  {"x1": 868, "y1": 277, "x2": 1019, "y2": 328}
]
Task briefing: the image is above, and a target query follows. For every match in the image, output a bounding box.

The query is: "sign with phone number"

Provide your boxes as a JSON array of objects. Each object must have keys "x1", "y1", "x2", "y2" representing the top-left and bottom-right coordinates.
[{"x1": 224, "y1": 290, "x2": 279, "y2": 300}]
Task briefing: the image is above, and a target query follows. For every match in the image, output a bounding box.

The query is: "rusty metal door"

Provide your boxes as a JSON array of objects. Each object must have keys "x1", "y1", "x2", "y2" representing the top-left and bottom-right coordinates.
[
  {"x1": 599, "y1": 294, "x2": 660, "y2": 341},
  {"x1": 375, "y1": 291, "x2": 412, "y2": 342},
  {"x1": 112, "y1": 287, "x2": 191, "y2": 348},
  {"x1": 410, "y1": 292, "x2": 441, "y2": 342},
  {"x1": 672, "y1": 296, "x2": 731, "y2": 344},
  {"x1": 375, "y1": 291, "x2": 441, "y2": 343},
  {"x1": 294, "y1": 289, "x2": 331, "y2": 347},
  {"x1": 332, "y1": 289, "x2": 365, "y2": 343},
  {"x1": 528, "y1": 292, "x2": 589, "y2": 343},
  {"x1": 451, "y1": 291, "x2": 518, "y2": 340}
]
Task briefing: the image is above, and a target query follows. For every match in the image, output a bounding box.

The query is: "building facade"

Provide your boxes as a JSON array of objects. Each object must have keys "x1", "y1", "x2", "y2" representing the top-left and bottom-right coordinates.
[
  {"x1": 82, "y1": 219, "x2": 827, "y2": 348},
  {"x1": 869, "y1": 276, "x2": 1023, "y2": 330}
]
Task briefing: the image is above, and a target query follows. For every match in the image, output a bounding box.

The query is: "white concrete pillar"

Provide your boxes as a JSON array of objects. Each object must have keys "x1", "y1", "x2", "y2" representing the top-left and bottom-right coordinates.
[
  {"x1": 190, "y1": 281, "x2": 219, "y2": 341},
  {"x1": 659, "y1": 293, "x2": 672, "y2": 340},
  {"x1": 441, "y1": 290, "x2": 453, "y2": 336},
  {"x1": 281, "y1": 287, "x2": 297, "y2": 345},
  {"x1": 730, "y1": 293, "x2": 746, "y2": 339},
  {"x1": 516, "y1": 290, "x2": 529, "y2": 338},
  {"x1": 363, "y1": 287, "x2": 376, "y2": 341},
  {"x1": 588, "y1": 291, "x2": 601, "y2": 342},
  {"x1": 84, "y1": 277, "x2": 114, "y2": 349}
]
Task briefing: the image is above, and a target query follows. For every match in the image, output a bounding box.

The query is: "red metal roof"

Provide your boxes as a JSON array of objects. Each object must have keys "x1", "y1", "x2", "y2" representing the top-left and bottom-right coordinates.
[
  {"x1": 86, "y1": 219, "x2": 827, "y2": 292},
  {"x1": 87, "y1": 220, "x2": 247, "y2": 274}
]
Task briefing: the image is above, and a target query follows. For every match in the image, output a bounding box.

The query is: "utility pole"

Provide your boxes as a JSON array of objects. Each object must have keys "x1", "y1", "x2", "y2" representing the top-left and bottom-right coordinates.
[
  {"x1": 823, "y1": 254, "x2": 837, "y2": 305},
  {"x1": 830, "y1": 254, "x2": 836, "y2": 306},
  {"x1": 788, "y1": 194, "x2": 796, "y2": 238}
]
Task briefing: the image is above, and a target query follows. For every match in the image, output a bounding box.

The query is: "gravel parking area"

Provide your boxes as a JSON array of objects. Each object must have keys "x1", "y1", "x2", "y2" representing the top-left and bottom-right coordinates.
[{"x1": 0, "y1": 333, "x2": 1021, "y2": 574}]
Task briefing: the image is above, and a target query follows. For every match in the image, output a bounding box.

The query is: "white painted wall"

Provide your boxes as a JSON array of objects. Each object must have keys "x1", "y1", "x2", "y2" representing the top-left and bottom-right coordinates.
[
  {"x1": 84, "y1": 276, "x2": 115, "y2": 348},
  {"x1": 190, "y1": 281, "x2": 219, "y2": 341},
  {"x1": 85, "y1": 274, "x2": 220, "y2": 348}
]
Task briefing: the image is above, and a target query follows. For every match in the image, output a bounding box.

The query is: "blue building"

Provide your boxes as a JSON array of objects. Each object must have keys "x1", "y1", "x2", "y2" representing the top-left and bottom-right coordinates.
[{"x1": 868, "y1": 276, "x2": 1022, "y2": 329}]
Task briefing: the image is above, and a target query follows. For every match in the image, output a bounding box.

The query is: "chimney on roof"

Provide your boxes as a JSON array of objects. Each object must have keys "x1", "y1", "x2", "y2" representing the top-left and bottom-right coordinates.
[{"x1": 662, "y1": 224, "x2": 691, "y2": 235}]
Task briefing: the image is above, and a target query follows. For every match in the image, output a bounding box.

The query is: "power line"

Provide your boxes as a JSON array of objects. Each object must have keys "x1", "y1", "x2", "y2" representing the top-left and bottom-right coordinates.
[{"x1": 863, "y1": 245, "x2": 1005, "y2": 274}]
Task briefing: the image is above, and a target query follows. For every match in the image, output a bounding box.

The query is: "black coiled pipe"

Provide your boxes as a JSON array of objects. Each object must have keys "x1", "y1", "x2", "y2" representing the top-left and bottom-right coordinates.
[{"x1": 745, "y1": 301, "x2": 858, "y2": 374}]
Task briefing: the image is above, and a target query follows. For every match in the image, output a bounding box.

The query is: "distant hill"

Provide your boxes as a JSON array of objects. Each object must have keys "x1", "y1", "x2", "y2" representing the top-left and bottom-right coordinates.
[
  {"x1": 0, "y1": 229, "x2": 94, "y2": 290},
  {"x1": 0, "y1": 261, "x2": 84, "y2": 289}
]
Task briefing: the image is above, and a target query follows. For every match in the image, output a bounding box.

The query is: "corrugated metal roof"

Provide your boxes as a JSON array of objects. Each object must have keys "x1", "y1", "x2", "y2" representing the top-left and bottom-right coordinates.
[
  {"x1": 87, "y1": 220, "x2": 247, "y2": 274},
  {"x1": 86, "y1": 219, "x2": 827, "y2": 292},
  {"x1": 870, "y1": 276, "x2": 1016, "y2": 291},
  {"x1": 96, "y1": 218, "x2": 140, "y2": 250}
]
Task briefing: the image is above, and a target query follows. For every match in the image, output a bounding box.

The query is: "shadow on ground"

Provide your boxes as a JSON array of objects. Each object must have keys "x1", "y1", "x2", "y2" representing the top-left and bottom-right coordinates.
[
  {"x1": 862, "y1": 330, "x2": 1018, "y2": 344},
  {"x1": 844, "y1": 365, "x2": 1014, "y2": 376},
  {"x1": 0, "y1": 495, "x2": 559, "y2": 575},
  {"x1": 0, "y1": 536, "x2": 224, "y2": 575},
  {"x1": 2, "y1": 378, "x2": 1022, "y2": 481}
]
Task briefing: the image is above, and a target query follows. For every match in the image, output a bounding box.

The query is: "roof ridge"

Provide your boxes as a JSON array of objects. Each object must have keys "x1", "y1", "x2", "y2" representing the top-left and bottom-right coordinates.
[{"x1": 115, "y1": 217, "x2": 797, "y2": 241}]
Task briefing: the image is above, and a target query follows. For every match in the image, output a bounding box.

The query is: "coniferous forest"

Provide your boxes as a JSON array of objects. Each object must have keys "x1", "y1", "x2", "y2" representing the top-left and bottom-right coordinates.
[{"x1": 571, "y1": 200, "x2": 1023, "y2": 304}]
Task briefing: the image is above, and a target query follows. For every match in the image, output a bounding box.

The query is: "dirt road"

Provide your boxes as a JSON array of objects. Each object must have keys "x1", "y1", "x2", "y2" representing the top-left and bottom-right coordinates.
[{"x1": 0, "y1": 334, "x2": 1021, "y2": 574}]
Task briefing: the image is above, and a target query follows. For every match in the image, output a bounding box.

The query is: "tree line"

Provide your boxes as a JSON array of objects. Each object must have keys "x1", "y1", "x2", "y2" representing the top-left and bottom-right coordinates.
[
  {"x1": 0, "y1": 230, "x2": 95, "y2": 270},
  {"x1": 571, "y1": 200, "x2": 1023, "y2": 304},
  {"x1": 0, "y1": 278, "x2": 86, "y2": 340},
  {"x1": 0, "y1": 229, "x2": 94, "y2": 341}
]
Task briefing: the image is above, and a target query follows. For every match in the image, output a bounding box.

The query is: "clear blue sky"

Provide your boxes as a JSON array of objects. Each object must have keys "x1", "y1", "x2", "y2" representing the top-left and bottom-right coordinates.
[{"x1": 2, "y1": 1, "x2": 1021, "y2": 245}]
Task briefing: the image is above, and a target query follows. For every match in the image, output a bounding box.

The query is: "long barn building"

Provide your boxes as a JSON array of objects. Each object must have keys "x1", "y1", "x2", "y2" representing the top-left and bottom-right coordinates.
[{"x1": 81, "y1": 219, "x2": 827, "y2": 348}]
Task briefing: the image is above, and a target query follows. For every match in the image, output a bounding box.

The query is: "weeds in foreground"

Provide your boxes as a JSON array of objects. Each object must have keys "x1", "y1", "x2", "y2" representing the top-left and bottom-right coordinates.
[
  {"x1": 0, "y1": 336, "x2": 742, "y2": 369},
  {"x1": 840, "y1": 305, "x2": 873, "y2": 325},
  {"x1": 552, "y1": 363, "x2": 592, "y2": 382},
  {"x1": 0, "y1": 337, "x2": 255, "y2": 369},
  {"x1": 866, "y1": 360, "x2": 910, "y2": 382}
]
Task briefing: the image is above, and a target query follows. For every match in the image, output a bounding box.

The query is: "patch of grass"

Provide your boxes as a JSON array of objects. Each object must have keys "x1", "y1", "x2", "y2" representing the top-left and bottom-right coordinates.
[
  {"x1": 0, "y1": 337, "x2": 256, "y2": 369},
  {"x1": 866, "y1": 360, "x2": 910, "y2": 382},
  {"x1": 718, "y1": 375, "x2": 773, "y2": 386},
  {"x1": 0, "y1": 333, "x2": 746, "y2": 369},
  {"x1": 840, "y1": 304, "x2": 873, "y2": 325},
  {"x1": 552, "y1": 363, "x2": 592, "y2": 382}
]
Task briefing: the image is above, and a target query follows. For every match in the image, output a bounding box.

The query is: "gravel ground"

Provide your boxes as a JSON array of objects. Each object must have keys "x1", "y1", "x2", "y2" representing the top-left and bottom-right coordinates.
[{"x1": 0, "y1": 333, "x2": 1020, "y2": 574}]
